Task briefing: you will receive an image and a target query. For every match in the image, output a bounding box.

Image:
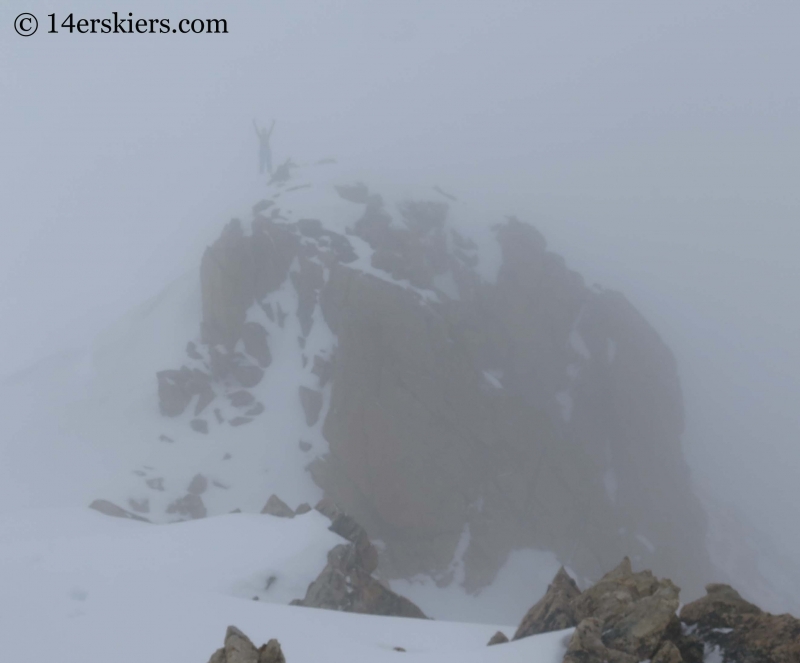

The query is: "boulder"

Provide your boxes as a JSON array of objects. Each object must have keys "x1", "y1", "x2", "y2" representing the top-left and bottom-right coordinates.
[
  {"x1": 487, "y1": 631, "x2": 509, "y2": 646},
  {"x1": 679, "y1": 584, "x2": 800, "y2": 663},
  {"x1": 292, "y1": 543, "x2": 426, "y2": 619},
  {"x1": 513, "y1": 566, "x2": 580, "y2": 640},
  {"x1": 563, "y1": 618, "x2": 637, "y2": 663},
  {"x1": 206, "y1": 626, "x2": 285, "y2": 663},
  {"x1": 261, "y1": 494, "x2": 295, "y2": 518}
]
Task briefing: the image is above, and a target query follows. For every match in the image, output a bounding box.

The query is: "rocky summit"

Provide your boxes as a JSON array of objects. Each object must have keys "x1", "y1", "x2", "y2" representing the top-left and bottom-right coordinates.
[{"x1": 141, "y1": 158, "x2": 711, "y2": 598}]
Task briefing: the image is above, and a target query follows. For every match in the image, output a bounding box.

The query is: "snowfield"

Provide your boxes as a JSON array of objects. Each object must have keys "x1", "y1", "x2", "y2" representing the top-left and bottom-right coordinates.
[{"x1": 0, "y1": 507, "x2": 572, "y2": 663}]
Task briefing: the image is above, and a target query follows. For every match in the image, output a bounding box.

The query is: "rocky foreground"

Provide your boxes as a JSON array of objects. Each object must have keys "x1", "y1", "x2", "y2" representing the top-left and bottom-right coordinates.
[{"x1": 210, "y1": 557, "x2": 800, "y2": 663}]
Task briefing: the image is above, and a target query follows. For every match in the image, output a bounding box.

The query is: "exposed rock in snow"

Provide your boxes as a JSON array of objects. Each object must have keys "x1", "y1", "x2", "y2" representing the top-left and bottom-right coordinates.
[
  {"x1": 207, "y1": 626, "x2": 286, "y2": 663},
  {"x1": 89, "y1": 499, "x2": 151, "y2": 522},
  {"x1": 261, "y1": 494, "x2": 295, "y2": 519},
  {"x1": 513, "y1": 566, "x2": 580, "y2": 640}
]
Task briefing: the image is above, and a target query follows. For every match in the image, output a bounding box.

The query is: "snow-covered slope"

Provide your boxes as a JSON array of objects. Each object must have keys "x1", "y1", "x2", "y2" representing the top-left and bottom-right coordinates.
[{"x1": 0, "y1": 507, "x2": 572, "y2": 662}]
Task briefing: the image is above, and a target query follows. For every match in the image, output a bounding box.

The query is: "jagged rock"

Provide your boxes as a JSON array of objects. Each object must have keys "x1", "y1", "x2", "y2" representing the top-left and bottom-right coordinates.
[
  {"x1": 166, "y1": 493, "x2": 206, "y2": 519},
  {"x1": 311, "y1": 355, "x2": 333, "y2": 388},
  {"x1": 156, "y1": 367, "x2": 214, "y2": 417},
  {"x1": 602, "y1": 578, "x2": 680, "y2": 659},
  {"x1": 298, "y1": 386, "x2": 323, "y2": 426},
  {"x1": 328, "y1": 512, "x2": 378, "y2": 574},
  {"x1": 568, "y1": 558, "x2": 680, "y2": 660},
  {"x1": 206, "y1": 626, "x2": 285, "y2": 663},
  {"x1": 241, "y1": 321, "x2": 271, "y2": 367},
  {"x1": 487, "y1": 631, "x2": 509, "y2": 646},
  {"x1": 187, "y1": 474, "x2": 208, "y2": 495},
  {"x1": 295, "y1": 503, "x2": 312, "y2": 515},
  {"x1": 563, "y1": 618, "x2": 637, "y2": 663},
  {"x1": 257, "y1": 639, "x2": 286, "y2": 663},
  {"x1": 680, "y1": 584, "x2": 800, "y2": 663},
  {"x1": 89, "y1": 499, "x2": 150, "y2": 522},
  {"x1": 293, "y1": 543, "x2": 426, "y2": 619},
  {"x1": 191, "y1": 418, "x2": 209, "y2": 434},
  {"x1": 680, "y1": 583, "x2": 761, "y2": 627},
  {"x1": 652, "y1": 640, "x2": 684, "y2": 663},
  {"x1": 229, "y1": 390, "x2": 256, "y2": 407},
  {"x1": 513, "y1": 566, "x2": 580, "y2": 640},
  {"x1": 186, "y1": 341, "x2": 203, "y2": 360},
  {"x1": 261, "y1": 494, "x2": 295, "y2": 518}
]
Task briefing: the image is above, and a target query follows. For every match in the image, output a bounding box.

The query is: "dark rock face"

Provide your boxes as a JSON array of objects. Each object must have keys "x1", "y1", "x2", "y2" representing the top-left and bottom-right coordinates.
[
  {"x1": 298, "y1": 387, "x2": 323, "y2": 427},
  {"x1": 292, "y1": 543, "x2": 427, "y2": 619},
  {"x1": 514, "y1": 566, "x2": 580, "y2": 640},
  {"x1": 207, "y1": 626, "x2": 285, "y2": 663},
  {"x1": 487, "y1": 631, "x2": 509, "y2": 646},
  {"x1": 153, "y1": 167, "x2": 712, "y2": 597},
  {"x1": 156, "y1": 367, "x2": 214, "y2": 417},
  {"x1": 680, "y1": 584, "x2": 800, "y2": 663},
  {"x1": 314, "y1": 214, "x2": 711, "y2": 594}
]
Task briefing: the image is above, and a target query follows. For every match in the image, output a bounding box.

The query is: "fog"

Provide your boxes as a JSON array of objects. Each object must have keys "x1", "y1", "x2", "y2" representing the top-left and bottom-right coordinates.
[{"x1": 2, "y1": 0, "x2": 799, "y2": 607}]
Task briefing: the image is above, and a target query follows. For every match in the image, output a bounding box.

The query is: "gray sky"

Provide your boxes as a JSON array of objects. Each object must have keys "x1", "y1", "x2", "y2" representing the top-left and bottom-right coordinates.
[{"x1": 2, "y1": 0, "x2": 799, "y2": 579}]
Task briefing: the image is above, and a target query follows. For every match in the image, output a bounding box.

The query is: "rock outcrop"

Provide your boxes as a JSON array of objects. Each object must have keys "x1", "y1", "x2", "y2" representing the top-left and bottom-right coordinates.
[
  {"x1": 515, "y1": 560, "x2": 684, "y2": 662},
  {"x1": 291, "y1": 502, "x2": 426, "y2": 619},
  {"x1": 207, "y1": 626, "x2": 285, "y2": 663},
  {"x1": 514, "y1": 566, "x2": 580, "y2": 639},
  {"x1": 680, "y1": 584, "x2": 800, "y2": 663},
  {"x1": 513, "y1": 559, "x2": 800, "y2": 663},
  {"x1": 150, "y1": 160, "x2": 713, "y2": 597}
]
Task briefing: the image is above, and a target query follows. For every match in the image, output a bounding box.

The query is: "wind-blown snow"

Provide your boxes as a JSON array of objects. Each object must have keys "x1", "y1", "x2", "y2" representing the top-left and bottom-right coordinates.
[{"x1": 0, "y1": 507, "x2": 572, "y2": 663}]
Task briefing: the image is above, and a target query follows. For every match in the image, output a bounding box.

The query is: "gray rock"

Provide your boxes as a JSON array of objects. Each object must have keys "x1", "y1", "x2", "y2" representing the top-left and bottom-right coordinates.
[
  {"x1": 298, "y1": 387, "x2": 323, "y2": 426},
  {"x1": 513, "y1": 566, "x2": 580, "y2": 640},
  {"x1": 229, "y1": 416, "x2": 253, "y2": 427},
  {"x1": 232, "y1": 364, "x2": 264, "y2": 388},
  {"x1": 241, "y1": 322, "x2": 271, "y2": 367},
  {"x1": 487, "y1": 631, "x2": 508, "y2": 646},
  {"x1": 229, "y1": 390, "x2": 256, "y2": 407},
  {"x1": 187, "y1": 473, "x2": 208, "y2": 495},
  {"x1": 293, "y1": 543, "x2": 426, "y2": 619},
  {"x1": 166, "y1": 493, "x2": 206, "y2": 520},
  {"x1": 563, "y1": 618, "x2": 637, "y2": 663},
  {"x1": 261, "y1": 494, "x2": 294, "y2": 518},
  {"x1": 206, "y1": 626, "x2": 285, "y2": 663},
  {"x1": 89, "y1": 499, "x2": 150, "y2": 523},
  {"x1": 191, "y1": 418, "x2": 209, "y2": 434}
]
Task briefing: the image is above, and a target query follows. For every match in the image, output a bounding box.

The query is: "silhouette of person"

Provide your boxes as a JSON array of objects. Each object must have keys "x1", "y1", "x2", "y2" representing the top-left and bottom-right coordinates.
[{"x1": 253, "y1": 119, "x2": 276, "y2": 174}]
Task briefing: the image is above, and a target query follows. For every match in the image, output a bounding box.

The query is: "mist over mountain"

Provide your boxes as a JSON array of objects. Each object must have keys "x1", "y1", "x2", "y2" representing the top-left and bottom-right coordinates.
[{"x1": 2, "y1": 1, "x2": 799, "y2": 660}]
